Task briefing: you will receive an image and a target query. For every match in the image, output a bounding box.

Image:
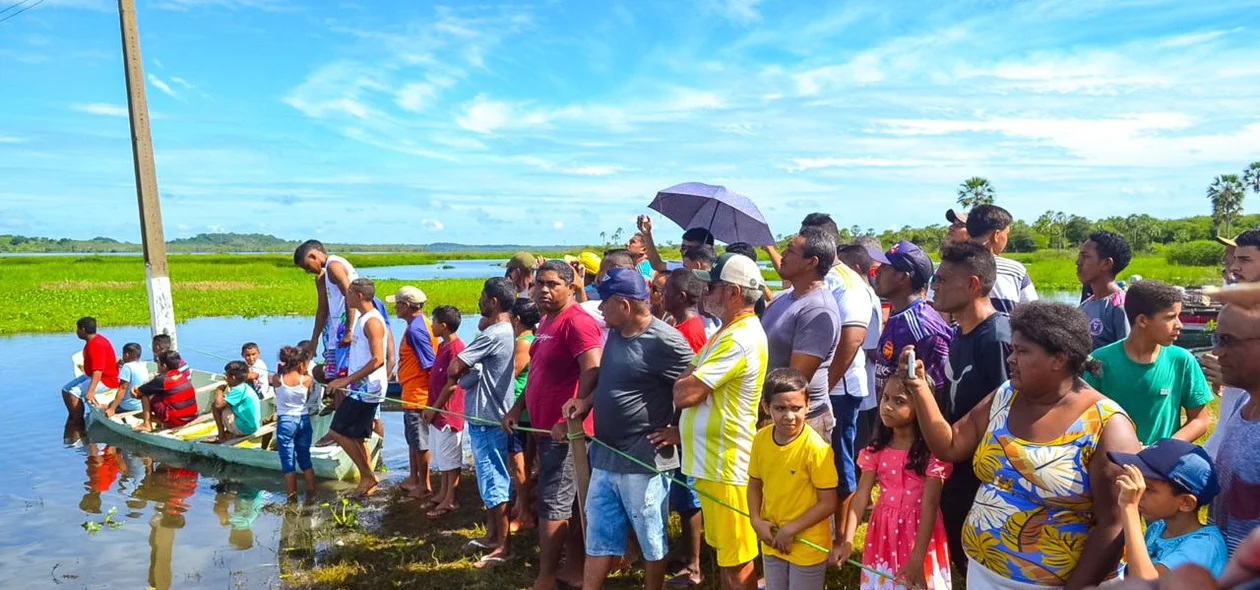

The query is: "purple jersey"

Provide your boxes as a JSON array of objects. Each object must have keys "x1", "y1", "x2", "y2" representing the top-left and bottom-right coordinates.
[{"x1": 874, "y1": 298, "x2": 952, "y2": 398}]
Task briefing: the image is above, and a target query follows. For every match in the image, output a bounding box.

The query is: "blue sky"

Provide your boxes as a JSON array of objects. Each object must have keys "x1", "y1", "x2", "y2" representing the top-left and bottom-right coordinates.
[{"x1": 2, "y1": 0, "x2": 1258, "y2": 245}]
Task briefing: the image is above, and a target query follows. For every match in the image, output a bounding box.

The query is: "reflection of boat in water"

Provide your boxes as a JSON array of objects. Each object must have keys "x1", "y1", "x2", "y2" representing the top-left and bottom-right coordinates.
[{"x1": 74, "y1": 355, "x2": 379, "y2": 481}]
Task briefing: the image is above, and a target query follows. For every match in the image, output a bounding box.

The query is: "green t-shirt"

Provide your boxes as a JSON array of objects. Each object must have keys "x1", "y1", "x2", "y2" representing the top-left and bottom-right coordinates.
[
  {"x1": 224, "y1": 382, "x2": 260, "y2": 436},
  {"x1": 514, "y1": 333, "x2": 535, "y2": 425},
  {"x1": 1084, "y1": 341, "x2": 1212, "y2": 444}
]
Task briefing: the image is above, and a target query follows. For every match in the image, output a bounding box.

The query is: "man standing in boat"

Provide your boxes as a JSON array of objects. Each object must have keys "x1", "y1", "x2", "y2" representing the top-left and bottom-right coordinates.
[
  {"x1": 293, "y1": 240, "x2": 360, "y2": 383},
  {"x1": 327, "y1": 278, "x2": 388, "y2": 497}
]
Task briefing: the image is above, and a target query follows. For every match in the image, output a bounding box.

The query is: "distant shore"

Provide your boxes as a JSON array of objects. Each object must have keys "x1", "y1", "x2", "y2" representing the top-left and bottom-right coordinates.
[{"x1": 0, "y1": 250, "x2": 1218, "y2": 337}]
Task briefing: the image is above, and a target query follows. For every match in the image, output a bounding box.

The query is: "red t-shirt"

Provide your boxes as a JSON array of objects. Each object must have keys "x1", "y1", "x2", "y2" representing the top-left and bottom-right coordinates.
[
  {"x1": 83, "y1": 334, "x2": 120, "y2": 388},
  {"x1": 673, "y1": 315, "x2": 708, "y2": 354},
  {"x1": 428, "y1": 337, "x2": 466, "y2": 431},
  {"x1": 525, "y1": 303, "x2": 603, "y2": 430}
]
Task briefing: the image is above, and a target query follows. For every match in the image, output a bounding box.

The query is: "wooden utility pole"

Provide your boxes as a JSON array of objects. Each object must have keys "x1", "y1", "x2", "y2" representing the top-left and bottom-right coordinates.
[{"x1": 118, "y1": 0, "x2": 177, "y2": 346}]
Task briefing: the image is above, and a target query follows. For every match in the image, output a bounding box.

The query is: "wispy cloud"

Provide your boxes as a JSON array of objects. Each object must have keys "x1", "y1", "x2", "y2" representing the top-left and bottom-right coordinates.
[
  {"x1": 71, "y1": 103, "x2": 129, "y2": 117},
  {"x1": 147, "y1": 74, "x2": 178, "y2": 99}
]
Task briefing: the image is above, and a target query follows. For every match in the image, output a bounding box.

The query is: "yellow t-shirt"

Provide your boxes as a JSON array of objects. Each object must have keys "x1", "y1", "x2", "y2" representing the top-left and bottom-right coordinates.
[{"x1": 747, "y1": 424, "x2": 838, "y2": 566}]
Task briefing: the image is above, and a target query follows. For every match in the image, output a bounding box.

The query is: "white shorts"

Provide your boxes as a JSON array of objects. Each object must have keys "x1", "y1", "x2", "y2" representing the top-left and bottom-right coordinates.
[{"x1": 430, "y1": 425, "x2": 464, "y2": 472}]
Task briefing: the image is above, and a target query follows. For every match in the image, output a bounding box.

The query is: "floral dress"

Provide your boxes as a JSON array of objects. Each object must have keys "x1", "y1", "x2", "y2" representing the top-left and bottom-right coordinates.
[
  {"x1": 857, "y1": 446, "x2": 953, "y2": 589},
  {"x1": 963, "y1": 381, "x2": 1128, "y2": 588}
]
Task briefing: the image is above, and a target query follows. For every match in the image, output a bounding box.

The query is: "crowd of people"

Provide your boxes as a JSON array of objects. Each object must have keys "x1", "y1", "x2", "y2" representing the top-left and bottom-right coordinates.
[{"x1": 59, "y1": 208, "x2": 1260, "y2": 590}]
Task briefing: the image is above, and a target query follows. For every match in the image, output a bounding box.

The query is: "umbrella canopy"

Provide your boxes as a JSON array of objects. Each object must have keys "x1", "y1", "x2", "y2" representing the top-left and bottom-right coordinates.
[{"x1": 648, "y1": 182, "x2": 775, "y2": 246}]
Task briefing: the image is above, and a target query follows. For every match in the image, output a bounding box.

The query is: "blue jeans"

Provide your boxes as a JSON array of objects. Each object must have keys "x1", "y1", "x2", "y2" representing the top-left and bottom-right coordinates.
[
  {"x1": 585, "y1": 469, "x2": 672, "y2": 561},
  {"x1": 830, "y1": 394, "x2": 862, "y2": 497},
  {"x1": 669, "y1": 467, "x2": 702, "y2": 513},
  {"x1": 277, "y1": 414, "x2": 313, "y2": 473},
  {"x1": 63, "y1": 374, "x2": 113, "y2": 399},
  {"x1": 467, "y1": 425, "x2": 511, "y2": 508}
]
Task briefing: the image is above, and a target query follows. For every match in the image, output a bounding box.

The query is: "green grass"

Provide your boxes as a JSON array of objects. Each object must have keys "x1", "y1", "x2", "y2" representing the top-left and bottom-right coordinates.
[
  {"x1": 0, "y1": 253, "x2": 488, "y2": 336},
  {"x1": 0, "y1": 251, "x2": 1222, "y2": 336}
]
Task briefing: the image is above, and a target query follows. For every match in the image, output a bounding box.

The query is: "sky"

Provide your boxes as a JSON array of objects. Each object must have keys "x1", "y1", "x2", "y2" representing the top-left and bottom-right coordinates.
[{"x1": 2, "y1": 0, "x2": 1259, "y2": 245}]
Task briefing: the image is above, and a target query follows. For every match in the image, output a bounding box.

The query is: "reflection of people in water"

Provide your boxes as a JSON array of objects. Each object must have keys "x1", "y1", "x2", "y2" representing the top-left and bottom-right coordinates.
[
  {"x1": 213, "y1": 481, "x2": 266, "y2": 550},
  {"x1": 134, "y1": 461, "x2": 198, "y2": 590},
  {"x1": 80, "y1": 443, "x2": 122, "y2": 514},
  {"x1": 279, "y1": 501, "x2": 319, "y2": 575}
]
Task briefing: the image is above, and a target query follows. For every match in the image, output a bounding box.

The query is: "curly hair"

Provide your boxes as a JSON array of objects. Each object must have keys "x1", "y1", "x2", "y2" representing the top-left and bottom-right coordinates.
[
  {"x1": 1009, "y1": 301, "x2": 1098, "y2": 376},
  {"x1": 1088, "y1": 231, "x2": 1133, "y2": 276}
]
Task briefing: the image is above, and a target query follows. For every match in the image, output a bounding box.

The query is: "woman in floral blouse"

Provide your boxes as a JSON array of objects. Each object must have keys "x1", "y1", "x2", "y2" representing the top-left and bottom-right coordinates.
[{"x1": 900, "y1": 301, "x2": 1141, "y2": 589}]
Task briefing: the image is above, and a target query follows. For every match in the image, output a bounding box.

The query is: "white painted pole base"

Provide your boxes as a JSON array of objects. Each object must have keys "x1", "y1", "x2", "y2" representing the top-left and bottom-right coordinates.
[{"x1": 145, "y1": 265, "x2": 178, "y2": 349}]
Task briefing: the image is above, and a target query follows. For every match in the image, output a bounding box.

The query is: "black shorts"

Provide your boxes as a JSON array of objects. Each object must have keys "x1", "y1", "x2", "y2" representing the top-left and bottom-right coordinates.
[{"x1": 331, "y1": 397, "x2": 378, "y2": 440}]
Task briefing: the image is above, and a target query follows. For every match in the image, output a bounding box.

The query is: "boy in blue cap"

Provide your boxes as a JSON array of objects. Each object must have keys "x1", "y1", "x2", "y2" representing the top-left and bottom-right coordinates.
[{"x1": 1109, "y1": 438, "x2": 1229, "y2": 580}]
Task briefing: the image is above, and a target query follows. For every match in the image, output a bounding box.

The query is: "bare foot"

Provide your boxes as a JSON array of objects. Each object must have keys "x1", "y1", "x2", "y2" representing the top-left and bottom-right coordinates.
[
  {"x1": 133, "y1": 423, "x2": 153, "y2": 433},
  {"x1": 399, "y1": 477, "x2": 417, "y2": 491},
  {"x1": 406, "y1": 486, "x2": 430, "y2": 500},
  {"x1": 556, "y1": 568, "x2": 584, "y2": 589},
  {"x1": 352, "y1": 481, "x2": 379, "y2": 498}
]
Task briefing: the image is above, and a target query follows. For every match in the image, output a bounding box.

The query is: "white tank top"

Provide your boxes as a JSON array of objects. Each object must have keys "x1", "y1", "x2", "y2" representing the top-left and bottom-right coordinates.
[
  {"x1": 348, "y1": 308, "x2": 387, "y2": 400},
  {"x1": 323, "y1": 254, "x2": 360, "y2": 332},
  {"x1": 274, "y1": 373, "x2": 310, "y2": 417}
]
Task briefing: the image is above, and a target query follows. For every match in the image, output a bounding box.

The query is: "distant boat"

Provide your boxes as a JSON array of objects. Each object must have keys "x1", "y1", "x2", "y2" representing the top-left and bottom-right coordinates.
[{"x1": 73, "y1": 355, "x2": 379, "y2": 481}]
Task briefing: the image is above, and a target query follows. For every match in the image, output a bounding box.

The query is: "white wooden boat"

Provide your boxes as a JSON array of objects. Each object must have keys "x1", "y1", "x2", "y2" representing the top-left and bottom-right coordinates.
[{"x1": 73, "y1": 354, "x2": 379, "y2": 481}]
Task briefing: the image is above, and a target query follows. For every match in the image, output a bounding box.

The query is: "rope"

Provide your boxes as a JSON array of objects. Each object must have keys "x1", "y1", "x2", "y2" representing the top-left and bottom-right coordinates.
[{"x1": 181, "y1": 346, "x2": 905, "y2": 584}]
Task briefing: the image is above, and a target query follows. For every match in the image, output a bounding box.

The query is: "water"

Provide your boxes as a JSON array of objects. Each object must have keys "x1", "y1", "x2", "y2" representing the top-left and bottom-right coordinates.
[
  {"x1": 0, "y1": 314, "x2": 483, "y2": 590},
  {"x1": 359, "y1": 259, "x2": 507, "y2": 281}
]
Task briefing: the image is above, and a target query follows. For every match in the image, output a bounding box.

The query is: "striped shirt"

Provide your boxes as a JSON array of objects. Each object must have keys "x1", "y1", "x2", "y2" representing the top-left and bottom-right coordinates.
[
  {"x1": 680, "y1": 313, "x2": 767, "y2": 485},
  {"x1": 824, "y1": 265, "x2": 882, "y2": 398},
  {"x1": 990, "y1": 256, "x2": 1038, "y2": 313}
]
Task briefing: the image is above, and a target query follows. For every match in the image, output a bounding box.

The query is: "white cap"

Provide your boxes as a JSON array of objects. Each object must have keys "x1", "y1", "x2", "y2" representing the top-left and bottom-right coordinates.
[
  {"x1": 693, "y1": 253, "x2": 765, "y2": 290},
  {"x1": 385, "y1": 285, "x2": 427, "y2": 305}
]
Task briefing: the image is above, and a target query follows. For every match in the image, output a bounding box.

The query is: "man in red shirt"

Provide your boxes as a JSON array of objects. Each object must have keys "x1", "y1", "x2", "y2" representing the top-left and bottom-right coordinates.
[
  {"x1": 663, "y1": 268, "x2": 708, "y2": 352},
  {"x1": 63, "y1": 317, "x2": 121, "y2": 421},
  {"x1": 504, "y1": 259, "x2": 603, "y2": 590}
]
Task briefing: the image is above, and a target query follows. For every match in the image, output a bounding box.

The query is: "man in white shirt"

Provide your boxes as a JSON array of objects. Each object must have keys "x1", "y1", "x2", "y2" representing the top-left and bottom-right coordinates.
[{"x1": 965, "y1": 204, "x2": 1038, "y2": 313}]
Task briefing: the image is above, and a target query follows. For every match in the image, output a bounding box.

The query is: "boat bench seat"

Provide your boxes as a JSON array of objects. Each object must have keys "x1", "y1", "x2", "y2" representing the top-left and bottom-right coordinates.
[{"x1": 219, "y1": 422, "x2": 278, "y2": 447}]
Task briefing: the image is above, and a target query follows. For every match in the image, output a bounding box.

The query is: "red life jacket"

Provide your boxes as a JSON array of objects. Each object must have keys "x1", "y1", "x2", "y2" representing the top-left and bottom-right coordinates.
[{"x1": 141, "y1": 364, "x2": 198, "y2": 427}]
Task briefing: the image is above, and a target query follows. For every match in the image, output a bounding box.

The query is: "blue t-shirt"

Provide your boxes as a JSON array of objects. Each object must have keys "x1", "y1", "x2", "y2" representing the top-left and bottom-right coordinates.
[
  {"x1": 224, "y1": 382, "x2": 260, "y2": 435},
  {"x1": 115, "y1": 361, "x2": 148, "y2": 412},
  {"x1": 1141, "y1": 520, "x2": 1228, "y2": 578}
]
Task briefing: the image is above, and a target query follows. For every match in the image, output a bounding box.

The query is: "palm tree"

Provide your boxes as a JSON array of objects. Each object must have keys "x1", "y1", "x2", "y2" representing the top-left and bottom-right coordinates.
[
  {"x1": 1244, "y1": 161, "x2": 1260, "y2": 195},
  {"x1": 1208, "y1": 174, "x2": 1246, "y2": 238},
  {"x1": 956, "y1": 177, "x2": 995, "y2": 209}
]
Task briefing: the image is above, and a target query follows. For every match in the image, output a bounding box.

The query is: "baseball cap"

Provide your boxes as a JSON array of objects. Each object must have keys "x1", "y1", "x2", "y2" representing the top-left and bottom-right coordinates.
[
  {"x1": 946, "y1": 209, "x2": 968, "y2": 225},
  {"x1": 596, "y1": 267, "x2": 649, "y2": 300},
  {"x1": 1108, "y1": 438, "x2": 1219, "y2": 505},
  {"x1": 693, "y1": 253, "x2": 765, "y2": 290},
  {"x1": 867, "y1": 240, "x2": 934, "y2": 290},
  {"x1": 1217, "y1": 235, "x2": 1238, "y2": 248},
  {"x1": 385, "y1": 285, "x2": 427, "y2": 305},
  {"x1": 503, "y1": 251, "x2": 537, "y2": 270},
  {"x1": 563, "y1": 252, "x2": 601, "y2": 276}
]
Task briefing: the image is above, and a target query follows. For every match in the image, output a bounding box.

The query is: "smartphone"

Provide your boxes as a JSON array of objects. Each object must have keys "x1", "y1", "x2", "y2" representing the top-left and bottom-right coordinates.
[{"x1": 906, "y1": 348, "x2": 916, "y2": 378}]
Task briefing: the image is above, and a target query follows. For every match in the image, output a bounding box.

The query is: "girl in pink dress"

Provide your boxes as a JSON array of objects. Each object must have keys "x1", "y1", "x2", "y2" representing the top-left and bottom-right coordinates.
[{"x1": 835, "y1": 376, "x2": 953, "y2": 589}]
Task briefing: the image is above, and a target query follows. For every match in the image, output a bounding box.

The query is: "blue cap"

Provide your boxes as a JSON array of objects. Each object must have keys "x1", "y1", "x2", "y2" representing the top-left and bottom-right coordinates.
[
  {"x1": 867, "y1": 240, "x2": 935, "y2": 290},
  {"x1": 596, "y1": 267, "x2": 650, "y2": 301},
  {"x1": 1108, "y1": 439, "x2": 1219, "y2": 505}
]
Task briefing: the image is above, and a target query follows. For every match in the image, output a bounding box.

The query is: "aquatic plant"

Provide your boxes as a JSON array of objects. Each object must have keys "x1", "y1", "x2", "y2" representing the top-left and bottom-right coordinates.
[
  {"x1": 81, "y1": 506, "x2": 124, "y2": 535},
  {"x1": 321, "y1": 498, "x2": 361, "y2": 529}
]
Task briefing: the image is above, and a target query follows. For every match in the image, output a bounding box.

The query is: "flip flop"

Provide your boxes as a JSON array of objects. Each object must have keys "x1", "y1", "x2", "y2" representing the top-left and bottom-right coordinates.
[
  {"x1": 427, "y1": 505, "x2": 458, "y2": 518},
  {"x1": 473, "y1": 555, "x2": 507, "y2": 569},
  {"x1": 665, "y1": 572, "x2": 703, "y2": 587},
  {"x1": 464, "y1": 538, "x2": 495, "y2": 551}
]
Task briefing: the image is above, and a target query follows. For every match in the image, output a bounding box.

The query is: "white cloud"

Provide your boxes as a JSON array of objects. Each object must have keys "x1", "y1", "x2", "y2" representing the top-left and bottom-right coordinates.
[
  {"x1": 553, "y1": 220, "x2": 564, "y2": 230},
  {"x1": 457, "y1": 94, "x2": 531, "y2": 134},
  {"x1": 419, "y1": 218, "x2": 444, "y2": 231},
  {"x1": 71, "y1": 103, "x2": 129, "y2": 117},
  {"x1": 0, "y1": 135, "x2": 25, "y2": 144},
  {"x1": 706, "y1": 0, "x2": 767, "y2": 23},
  {"x1": 784, "y1": 157, "x2": 933, "y2": 172},
  {"x1": 168, "y1": 76, "x2": 195, "y2": 89},
  {"x1": 147, "y1": 74, "x2": 178, "y2": 98},
  {"x1": 395, "y1": 83, "x2": 436, "y2": 112}
]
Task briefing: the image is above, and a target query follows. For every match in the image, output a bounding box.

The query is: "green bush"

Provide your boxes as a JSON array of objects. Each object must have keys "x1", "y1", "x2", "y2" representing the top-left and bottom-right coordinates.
[{"x1": 1165, "y1": 240, "x2": 1225, "y2": 266}]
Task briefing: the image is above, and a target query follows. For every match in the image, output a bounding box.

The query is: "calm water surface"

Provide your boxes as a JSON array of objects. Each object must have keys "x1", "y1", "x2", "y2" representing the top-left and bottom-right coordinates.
[{"x1": 0, "y1": 314, "x2": 481, "y2": 590}]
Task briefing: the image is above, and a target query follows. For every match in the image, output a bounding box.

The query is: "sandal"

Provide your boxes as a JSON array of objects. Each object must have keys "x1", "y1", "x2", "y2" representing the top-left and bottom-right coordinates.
[{"x1": 427, "y1": 505, "x2": 458, "y2": 518}]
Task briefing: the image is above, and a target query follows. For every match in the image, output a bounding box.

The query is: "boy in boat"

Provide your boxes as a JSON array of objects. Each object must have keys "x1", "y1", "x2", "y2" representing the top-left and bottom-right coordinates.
[
  {"x1": 105, "y1": 342, "x2": 148, "y2": 418},
  {"x1": 135, "y1": 350, "x2": 198, "y2": 432},
  {"x1": 327, "y1": 278, "x2": 389, "y2": 497},
  {"x1": 212, "y1": 361, "x2": 261, "y2": 443},
  {"x1": 1084, "y1": 279, "x2": 1213, "y2": 445},
  {"x1": 62, "y1": 316, "x2": 120, "y2": 420},
  {"x1": 241, "y1": 342, "x2": 270, "y2": 399}
]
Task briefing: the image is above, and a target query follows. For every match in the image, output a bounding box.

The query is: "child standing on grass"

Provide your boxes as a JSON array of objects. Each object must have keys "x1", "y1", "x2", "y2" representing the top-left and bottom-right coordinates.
[
  {"x1": 107, "y1": 342, "x2": 148, "y2": 417},
  {"x1": 835, "y1": 375, "x2": 952, "y2": 590},
  {"x1": 1108, "y1": 438, "x2": 1228, "y2": 579},
  {"x1": 272, "y1": 345, "x2": 317, "y2": 498},
  {"x1": 242, "y1": 342, "x2": 271, "y2": 399},
  {"x1": 748, "y1": 368, "x2": 839, "y2": 590},
  {"x1": 422, "y1": 305, "x2": 467, "y2": 518}
]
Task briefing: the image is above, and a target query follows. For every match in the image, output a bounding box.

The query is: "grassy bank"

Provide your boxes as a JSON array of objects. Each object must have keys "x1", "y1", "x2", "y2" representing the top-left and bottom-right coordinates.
[
  {"x1": 0, "y1": 253, "x2": 489, "y2": 336},
  {"x1": 0, "y1": 251, "x2": 1220, "y2": 336}
]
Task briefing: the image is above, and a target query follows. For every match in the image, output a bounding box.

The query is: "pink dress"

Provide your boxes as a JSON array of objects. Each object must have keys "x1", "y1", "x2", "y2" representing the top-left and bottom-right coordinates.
[{"x1": 857, "y1": 447, "x2": 953, "y2": 590}]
